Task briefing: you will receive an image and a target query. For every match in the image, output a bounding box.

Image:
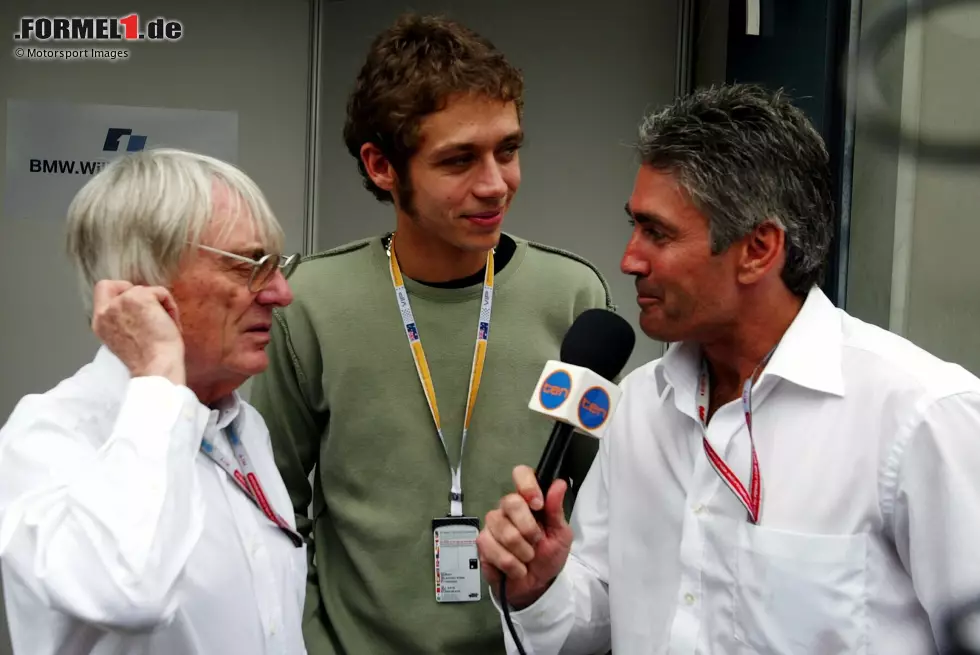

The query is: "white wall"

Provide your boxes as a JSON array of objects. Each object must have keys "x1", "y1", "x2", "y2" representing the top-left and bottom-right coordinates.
[
  {"x1": 315, "y1": 0, "x2": 680, "y2": 373},
  {"x1": 0, "y1": 1, "x2": 314, "y2": 651}
]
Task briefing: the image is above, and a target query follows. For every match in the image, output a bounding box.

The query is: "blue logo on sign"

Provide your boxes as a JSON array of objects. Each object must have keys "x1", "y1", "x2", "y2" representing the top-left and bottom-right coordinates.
[
  {"x1": 539, "y1": 370, "x2": 571, "y2": 410},
  {"x1": 578, "y1": 387, "x2": 610, "y2": 430},
  {"x1": 103, "y1": 127, "x2": 147, "y2": 152},
  {"x1": 478, "y1": 321, "x2": 489, "y2": 340},
  {"x1": 406, "y1": 323, "x2": 419, "y2": 341}
]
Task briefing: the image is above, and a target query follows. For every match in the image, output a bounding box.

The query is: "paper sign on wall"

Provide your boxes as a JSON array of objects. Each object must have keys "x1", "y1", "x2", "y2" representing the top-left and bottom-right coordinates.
[{"x1": 4, "y1": 99, "x2": 238, "y2": 222}]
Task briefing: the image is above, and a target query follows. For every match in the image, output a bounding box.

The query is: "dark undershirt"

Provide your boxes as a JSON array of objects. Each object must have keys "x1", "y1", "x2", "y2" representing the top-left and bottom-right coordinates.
[{"x1": 384, "y1": 233, "x2": 517, "y2": 289}]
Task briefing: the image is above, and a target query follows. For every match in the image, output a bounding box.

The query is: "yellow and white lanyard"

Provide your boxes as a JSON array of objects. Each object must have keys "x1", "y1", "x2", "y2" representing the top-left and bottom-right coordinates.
[{"x1": 386, "y1": 235, "x2": 494, "y2": 517}]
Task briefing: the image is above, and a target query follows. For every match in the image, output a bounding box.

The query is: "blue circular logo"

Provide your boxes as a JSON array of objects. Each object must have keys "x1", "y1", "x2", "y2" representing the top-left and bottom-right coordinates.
[
  {"x1": 539, "y1": 370, "x2": 572, "y2": 410},
  {"x1": 578, "y1": 387, "x2": 611, "y2": 430}
]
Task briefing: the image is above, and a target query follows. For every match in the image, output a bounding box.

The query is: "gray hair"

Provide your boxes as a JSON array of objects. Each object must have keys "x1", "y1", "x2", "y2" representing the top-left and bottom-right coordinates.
[
  {"x1": 636, "y1": 83, "x2": 834, "y2": 296},
  {"x1": 66, "y1": 148, "x2": 284, "y2": 313}
]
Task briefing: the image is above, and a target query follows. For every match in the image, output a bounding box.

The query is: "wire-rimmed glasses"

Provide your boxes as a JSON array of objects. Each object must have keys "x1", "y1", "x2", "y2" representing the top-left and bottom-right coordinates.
[{"x1": 195, "y1": 243, "x2": 300, "y2": 292}]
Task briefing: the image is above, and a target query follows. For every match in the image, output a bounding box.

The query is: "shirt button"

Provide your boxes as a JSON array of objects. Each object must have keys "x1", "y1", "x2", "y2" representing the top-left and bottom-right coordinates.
[
  {"x1": 684, "y1": 593, "x2": 696, "y2": 605},
  {"x1": 693, "y1": 504, "x2": 706, "y2": 515}
]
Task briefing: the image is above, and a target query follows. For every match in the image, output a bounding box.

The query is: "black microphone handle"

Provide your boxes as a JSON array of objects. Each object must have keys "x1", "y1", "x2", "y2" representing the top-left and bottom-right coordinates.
[{"x1": 532, "y1": 421, "x2": 576, "y2": 523}]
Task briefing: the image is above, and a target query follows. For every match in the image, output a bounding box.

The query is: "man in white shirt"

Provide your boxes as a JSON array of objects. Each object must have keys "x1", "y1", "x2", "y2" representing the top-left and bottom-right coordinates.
[
  {"x1": 476, "y1": 84, "x2": 980, "y2": 654},
  {"x1": 0, "y1": 148, "x2": 308, "y2": 655}
]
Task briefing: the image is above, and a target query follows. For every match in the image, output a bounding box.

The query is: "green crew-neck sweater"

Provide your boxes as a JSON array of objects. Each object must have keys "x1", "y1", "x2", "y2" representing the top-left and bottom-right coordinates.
[{"x1": 249, "y1": 233, "x2": 615, "y2": 654}]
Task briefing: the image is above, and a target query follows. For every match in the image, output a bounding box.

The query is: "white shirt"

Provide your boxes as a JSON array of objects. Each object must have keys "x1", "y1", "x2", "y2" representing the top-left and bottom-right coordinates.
[
  {"x1": 0, "y1": 347, "x2": 308, "y2": 655},
  {"x1": 499, "y1": 287, "x2": 980, "y2": 655}
]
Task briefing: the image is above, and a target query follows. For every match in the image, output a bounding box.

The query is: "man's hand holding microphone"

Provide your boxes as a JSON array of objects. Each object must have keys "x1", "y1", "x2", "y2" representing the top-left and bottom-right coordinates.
[
  {"x1": 477, "y1": 308, "x2": 635, "y2": 651},
  {"x1": 478, "y1": 464, "x2": 574, "y2": 609}
]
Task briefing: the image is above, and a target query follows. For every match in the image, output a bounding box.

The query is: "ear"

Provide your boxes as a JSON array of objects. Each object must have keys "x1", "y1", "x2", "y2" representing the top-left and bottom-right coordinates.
[
  {"x1": 736, "y1": 220, "x2": 786, "y2": 285},
  {"x1": 360, "y1": 143, "x2": 396, "y2": 192}
]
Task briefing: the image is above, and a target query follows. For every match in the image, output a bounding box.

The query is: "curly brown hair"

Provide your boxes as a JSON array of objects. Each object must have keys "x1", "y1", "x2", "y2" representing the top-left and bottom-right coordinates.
[{"x1": 343, "y1": 13, "x2": 525, "y2": 203}]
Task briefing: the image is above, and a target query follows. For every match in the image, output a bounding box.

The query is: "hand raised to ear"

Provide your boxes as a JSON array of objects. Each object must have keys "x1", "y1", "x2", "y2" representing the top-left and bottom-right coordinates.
[{"x1": 91, "y1": 280, "x2": 186, "y2": 385}]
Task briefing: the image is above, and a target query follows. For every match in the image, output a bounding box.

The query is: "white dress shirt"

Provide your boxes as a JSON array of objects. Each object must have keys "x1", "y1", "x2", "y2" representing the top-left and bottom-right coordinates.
[
  {"x1": 499, "y1": 286, "x2": 980, "y2": 655},
  {"x1": 0, "y1": 347, "x2": 308, "y2": 655}
]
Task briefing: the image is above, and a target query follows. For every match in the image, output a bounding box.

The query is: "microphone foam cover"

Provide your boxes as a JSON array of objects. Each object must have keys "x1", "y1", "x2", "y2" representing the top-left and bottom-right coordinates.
[{"x1": 559, "y1": 308, "x2": 636, "y2": 382}]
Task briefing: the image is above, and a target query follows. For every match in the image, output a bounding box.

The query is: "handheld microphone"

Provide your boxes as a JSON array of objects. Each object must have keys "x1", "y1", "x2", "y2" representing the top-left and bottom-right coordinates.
[
  {"x1": 529, "y1": 308, "x2": 636, "y2": 499},
  {"x1": 501, "y1": 309, "x2": 636, "y2": 655}
]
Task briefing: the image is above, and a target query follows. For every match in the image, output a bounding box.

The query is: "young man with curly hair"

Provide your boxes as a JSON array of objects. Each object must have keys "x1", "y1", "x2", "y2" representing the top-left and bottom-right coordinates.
[{"x1": 250, "y1": 13, "x2": 616, "y2": 655}]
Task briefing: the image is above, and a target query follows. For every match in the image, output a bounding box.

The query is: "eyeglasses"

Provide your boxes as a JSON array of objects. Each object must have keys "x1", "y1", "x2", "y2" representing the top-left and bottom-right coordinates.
[{"x1": 194, "y1": 243, "x2": 301, "y2": 292}]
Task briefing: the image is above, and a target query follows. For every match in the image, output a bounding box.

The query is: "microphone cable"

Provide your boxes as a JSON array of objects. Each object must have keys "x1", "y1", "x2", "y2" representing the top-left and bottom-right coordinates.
[
  {"x1": 853, "y1": 0, "x2": 980, "y2": 165},
  {"x1": 499, "y1": 577, "x2": 529, "y2": 655}
]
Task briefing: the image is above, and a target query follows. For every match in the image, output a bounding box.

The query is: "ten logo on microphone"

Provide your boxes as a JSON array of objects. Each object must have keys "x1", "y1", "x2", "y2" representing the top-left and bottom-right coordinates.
[
  {"x1": 578, "y1": 387, "x2": 611, "y2": 429},
  {"x1": 539, "y1": 370, "x2": 572, "y2": 410},
  {"x1": 14, "y1": 15, "x2": 184, "y2": 42}
]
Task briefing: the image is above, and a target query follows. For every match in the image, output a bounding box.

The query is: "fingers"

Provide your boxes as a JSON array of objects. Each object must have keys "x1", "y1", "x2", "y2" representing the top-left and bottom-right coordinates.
[
  {"x1": 495, "y1": 495, "x2": 542, "y2": 561},
  {"x1": 90, "y1": 282, "x2": 184, "y2": 356},
  {"x1": 477, "y1": 467, "x2": 576, "y2": 604},
  {"x1": 513, "y1": 465, "x2": 543, "y2": 511},
  {"x1": 543, "y1": 479, "x2": 569, "y2": 531},
  {"x1": 502, "y1": 489, "x2": 543, "y2": 543},
  {"x1": 93, "y1": 280, "x2": 173, "y2": 311},
  {"x1": 92, "y1": 282, "x2": 178, "y2": 322},
  {"x1": 545, "y1": 480, "x2": 568, "y2": 520},
  {"x1": 146, "y1": 286, "x2": 182, "y2": 329},
  {"x1": 478, "y1": 487, "x2": 543, "y2": 584},
  {"x1": 91, "y1": 280, "x2": 134, "y2": 312},
  {"x1": 477, "y1": 514, "x2": 529, "y2": 581}
]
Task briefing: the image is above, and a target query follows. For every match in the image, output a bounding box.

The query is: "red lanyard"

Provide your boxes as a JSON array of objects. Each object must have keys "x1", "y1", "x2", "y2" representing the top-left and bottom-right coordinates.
[
  {"x1": 201, "y1": 425, "x2": 303, "y2": 548},
  {"x1": 695, "y1": 348, "x2": 775, "y2": 525}
]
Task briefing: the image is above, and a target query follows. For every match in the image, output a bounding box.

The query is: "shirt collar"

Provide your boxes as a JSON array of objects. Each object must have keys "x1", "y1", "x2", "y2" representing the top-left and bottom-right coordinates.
[
  {"x1": 210, "y1": 393, "x2": 242, "y2": 431},
  {"x1": 762, "y1": 286, "x2": 845, "y2": 397},
  {"x1": 652, "y1": 285, "x2": 845, "y2": 402}
]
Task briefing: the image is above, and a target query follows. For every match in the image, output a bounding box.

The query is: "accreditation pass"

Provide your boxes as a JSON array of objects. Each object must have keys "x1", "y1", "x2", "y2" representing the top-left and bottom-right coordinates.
[{"x1": 433, "y1": 517, "x2": 481, "y2": 603}]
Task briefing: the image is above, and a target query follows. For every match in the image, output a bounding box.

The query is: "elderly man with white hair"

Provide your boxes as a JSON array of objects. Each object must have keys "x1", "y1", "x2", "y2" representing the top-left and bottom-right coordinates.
[{"x1": 0, "y1": 148, "x2": 307, "y2": 655}]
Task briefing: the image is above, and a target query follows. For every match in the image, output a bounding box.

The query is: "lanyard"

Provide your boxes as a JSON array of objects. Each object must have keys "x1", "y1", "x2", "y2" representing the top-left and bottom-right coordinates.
[
  {"x1": 201, "y1": 425, "x2": 303, "y2": 547},
  {"x1": 695, "y1": 347, "x2": 776, "y2": 525},
  {"x1": 386, "y1": 234, "x2": 493, "y2": 517}
]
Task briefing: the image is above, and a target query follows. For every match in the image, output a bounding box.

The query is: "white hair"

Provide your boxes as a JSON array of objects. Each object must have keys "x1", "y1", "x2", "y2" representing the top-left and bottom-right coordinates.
[{"x1": 66, "y1": 147, "x2": 285, "y2": 314}]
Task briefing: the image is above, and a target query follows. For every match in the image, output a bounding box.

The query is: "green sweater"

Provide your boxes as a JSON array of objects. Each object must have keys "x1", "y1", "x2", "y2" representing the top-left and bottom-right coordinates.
[{"x1": 249, "y1": 233, "x2": 615, "y2": 654}]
